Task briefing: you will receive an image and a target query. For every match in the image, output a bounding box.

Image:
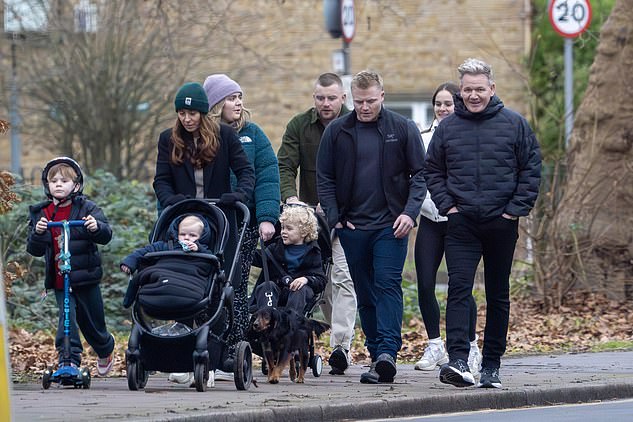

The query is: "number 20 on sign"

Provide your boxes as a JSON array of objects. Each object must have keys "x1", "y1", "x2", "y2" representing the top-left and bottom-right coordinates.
[{"x1": 549, "y1": 0, "x2": 592, "y2": 38}]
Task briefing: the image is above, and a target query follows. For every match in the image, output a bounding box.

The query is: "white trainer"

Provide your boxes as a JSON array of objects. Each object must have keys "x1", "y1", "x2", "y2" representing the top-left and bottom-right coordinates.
[
  {"x1": 468, "y1": 338, "x2": 482, "y2": 378},
  {"x1": 207, "y1": 370, "x2": 215, "y2": 388},
  {"x1": 167, "y1": 372, "x2": 194, "y2": 385},
  {"x1": 414, "y1": 341, "x2": 449, "y2": 371},
  {"x1": 214, "y1": 369, "x2": 233, "y2": 381}
]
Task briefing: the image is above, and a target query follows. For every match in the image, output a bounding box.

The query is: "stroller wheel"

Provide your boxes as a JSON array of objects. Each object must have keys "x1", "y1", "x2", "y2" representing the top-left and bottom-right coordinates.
[
  {"x1": 42, "y1": 367, "x2": 53, "y2": 389},
  {"x1": 137, "y1": 364, "x2": 149, "y2": 389},
  {"x1": 194, "y1": 363, "x2": 208, "y2": 392},
  {"x1": 234, "y1": 341, "x2": 252, "y2": 391},
  {"x1": 127, "y1": 357, "x2": 149, "y2": 390},
  {"x1": 311, "y1": 354, "x2": 323, "y2": 378},
  {"x1": 127, "y1": 360, "x2": 141, "y2": 391}
]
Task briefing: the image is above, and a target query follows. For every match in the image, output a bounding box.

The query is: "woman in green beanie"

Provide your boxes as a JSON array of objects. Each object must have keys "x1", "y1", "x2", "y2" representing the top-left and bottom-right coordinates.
[
  {"x1": 153, "y1": 81, "x2": 255, "y2": 387},
  {"x1": 153, "y1": 82, "x2": 255, "y2": 211}
]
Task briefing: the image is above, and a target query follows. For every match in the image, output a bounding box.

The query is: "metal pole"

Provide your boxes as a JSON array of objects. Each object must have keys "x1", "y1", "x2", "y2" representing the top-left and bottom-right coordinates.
[
  {"x1": 341, "y1": 40, "x2": 353, "y2": 110},
  {"x1": 564, "y1": 37, "x2": 573, "y2": 149},
  {"x1": 342, "y1": 39, "x2": 350, "y2": 75},
  {"x1": 9, "y1": 34, "x2": 22, "y2": 177}
]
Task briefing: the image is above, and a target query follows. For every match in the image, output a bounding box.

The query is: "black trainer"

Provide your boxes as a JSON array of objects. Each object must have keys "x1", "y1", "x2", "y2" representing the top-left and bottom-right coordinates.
[
  {"x1": 477, "y1": 367, "x2": 502, "y2": 388},
  {"x1": 360, "y1": 362, "x2": 379, "y2": 384},
  {"x1": 439, "y1": 358, "x2": 475, "y2": 387},
  {"x1": 329, "y1": 346, "x2": 349, "y2": 374},
  {"x1": 375, "y1": 353, "x2": 396, "y2": 383}
]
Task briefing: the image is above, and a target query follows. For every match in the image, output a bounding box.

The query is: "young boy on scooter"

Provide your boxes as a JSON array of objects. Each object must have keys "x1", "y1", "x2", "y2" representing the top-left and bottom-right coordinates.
[{"x1": 27, "y1": 157, "x2": 115, "y2": 377}]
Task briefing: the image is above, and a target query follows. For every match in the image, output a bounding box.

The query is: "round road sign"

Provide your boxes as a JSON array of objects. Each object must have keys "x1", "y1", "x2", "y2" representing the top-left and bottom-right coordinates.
[
  {"x1": 549, "y1": 0, "x2": 592, "y2": 38},
  {"x1": 341, "y1": 0, "x2": 355, "y2": 43}
]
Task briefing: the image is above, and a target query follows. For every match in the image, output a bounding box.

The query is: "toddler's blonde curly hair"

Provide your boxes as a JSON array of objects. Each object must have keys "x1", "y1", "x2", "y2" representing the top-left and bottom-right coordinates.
[{"x1": 279, "y1": 205, "x2": 319, "y2": 242}]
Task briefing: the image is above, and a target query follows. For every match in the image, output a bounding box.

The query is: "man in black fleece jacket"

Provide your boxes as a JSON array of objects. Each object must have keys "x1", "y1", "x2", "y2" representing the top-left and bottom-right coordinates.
[{"x1": 317, "y1": 70, "x2": 426, "y2": 385}]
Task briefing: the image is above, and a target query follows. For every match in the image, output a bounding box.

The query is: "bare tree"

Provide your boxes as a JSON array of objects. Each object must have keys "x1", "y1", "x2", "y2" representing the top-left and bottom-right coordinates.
[
  {"x1": 15, "y1": 0, "x2": 235, "y2": 179},
  {"x1": 536, "y1": 0, "x2": 633, "y2": 306}
]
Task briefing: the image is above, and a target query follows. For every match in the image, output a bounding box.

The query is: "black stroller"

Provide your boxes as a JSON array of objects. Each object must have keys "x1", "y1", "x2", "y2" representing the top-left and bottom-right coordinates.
[
  {"x1": 250, "y1": 204, "x2": 333, "y2": 378},
  {"x1": 125, "y1": 199, "x2": 252, "y2": 392}
]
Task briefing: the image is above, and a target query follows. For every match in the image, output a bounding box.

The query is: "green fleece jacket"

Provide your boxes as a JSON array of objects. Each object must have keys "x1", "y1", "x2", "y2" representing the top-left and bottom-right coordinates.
[{"x1": 277, "y1": 105, "x2": 350, "y2": 205}]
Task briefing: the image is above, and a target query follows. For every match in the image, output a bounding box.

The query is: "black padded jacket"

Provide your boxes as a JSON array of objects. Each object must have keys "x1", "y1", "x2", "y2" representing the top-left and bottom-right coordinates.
[
  {"x1": 423, "y1": 95, "x2": 541, "y2": 221},
  {"x1": 27, "y1": 195, "x2": 112, "y2": 290}
]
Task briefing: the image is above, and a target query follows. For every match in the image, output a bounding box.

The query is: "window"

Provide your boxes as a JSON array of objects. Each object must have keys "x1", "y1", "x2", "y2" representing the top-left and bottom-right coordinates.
[
  {"x1": 74, "y1": 0, "x2": 97, "y2": 33},
  {"x1": 4, "y1": 0, "x2": 49, "y2": 32},
  {"x1": 384, "y1": 98, "x2": 434, "y2": 132}
]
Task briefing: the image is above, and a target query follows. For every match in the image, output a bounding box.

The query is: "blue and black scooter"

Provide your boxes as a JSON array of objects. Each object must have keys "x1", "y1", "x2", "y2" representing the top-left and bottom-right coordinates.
[{"x1": 42, "y1": 220, "x2": 91, "y2": 389}]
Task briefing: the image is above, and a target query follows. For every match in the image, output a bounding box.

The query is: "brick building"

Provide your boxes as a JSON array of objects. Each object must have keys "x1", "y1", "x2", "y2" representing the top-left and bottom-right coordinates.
[{"x1": 1, "y1": 0, "x2": 532, "y2": 182}]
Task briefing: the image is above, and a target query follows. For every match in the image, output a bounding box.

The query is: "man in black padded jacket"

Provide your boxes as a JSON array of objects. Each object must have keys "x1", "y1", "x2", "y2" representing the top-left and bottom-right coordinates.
[{"x1": 424, "y1": 58, "x2": 541, "y2": 390}]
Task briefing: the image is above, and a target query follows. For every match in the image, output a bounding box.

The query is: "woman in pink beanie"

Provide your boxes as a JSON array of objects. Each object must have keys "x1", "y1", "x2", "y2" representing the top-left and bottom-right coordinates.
[{"x1": 203, "y1": 74, "x2": 280, "y2": 381}]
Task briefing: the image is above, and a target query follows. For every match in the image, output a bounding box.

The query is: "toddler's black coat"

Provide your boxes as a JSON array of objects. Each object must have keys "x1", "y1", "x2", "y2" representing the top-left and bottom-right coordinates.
[{"x1": 27, "y1": 195, "x2": 112, "y2": 290}]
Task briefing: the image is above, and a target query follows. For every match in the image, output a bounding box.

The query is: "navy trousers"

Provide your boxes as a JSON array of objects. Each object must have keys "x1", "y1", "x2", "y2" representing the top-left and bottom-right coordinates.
[
  {"x1": 338, "y1": 226, "x2": 408, "y2": 360},
  {"x1": 54, "y1": 284, "x2": 114, "y2": 366}
]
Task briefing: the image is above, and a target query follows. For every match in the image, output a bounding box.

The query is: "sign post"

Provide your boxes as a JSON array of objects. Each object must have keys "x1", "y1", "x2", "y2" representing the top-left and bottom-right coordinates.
[
  {"x1": 340, "y1": 0, "x2": 355, "y2": 76},
  {"x1": 548, "y1": 0, "x2": 592, "y2": 149},
  {"x1": 325, "y1": 0, "x2": 355, "y2": 108}
]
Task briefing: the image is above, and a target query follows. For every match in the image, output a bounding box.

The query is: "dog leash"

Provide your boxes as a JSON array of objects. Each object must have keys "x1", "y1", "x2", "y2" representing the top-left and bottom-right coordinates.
[
  {"x1": 260, "y1": 238, "x2": 270, "y2": 282},
  {"x1": 259, "y1": 238, "x2": 290, "y2": 282}
]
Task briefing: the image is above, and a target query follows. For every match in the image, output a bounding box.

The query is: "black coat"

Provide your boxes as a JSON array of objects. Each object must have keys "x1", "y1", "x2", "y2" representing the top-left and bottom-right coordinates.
[
  {"x1": 423, "y1": 95, "x2": 541, "y2": 221},
  {"x1": 316, "y1": 106, "x2": 426, "y2": 229},
  {"x1": 252, "y1": 239, "x2": 327, "y2": 295},
  {"x1": 153, "y1": 123, "x2": 255, "y2": 208},
  {"x1": 27, "y1": 195, "x2": 112, "y2": 290}
]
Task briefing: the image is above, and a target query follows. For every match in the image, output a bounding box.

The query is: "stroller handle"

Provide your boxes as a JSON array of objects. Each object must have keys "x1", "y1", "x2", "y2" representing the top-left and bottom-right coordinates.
[{"x1": 47, "y1": 220, "x2": 87, "y2": 228}]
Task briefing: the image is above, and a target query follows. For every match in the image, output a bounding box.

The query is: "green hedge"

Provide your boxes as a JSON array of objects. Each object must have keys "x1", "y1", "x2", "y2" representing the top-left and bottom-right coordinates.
[{"x1": 1, "y1": 170, "x2": 157, "y2": 331}]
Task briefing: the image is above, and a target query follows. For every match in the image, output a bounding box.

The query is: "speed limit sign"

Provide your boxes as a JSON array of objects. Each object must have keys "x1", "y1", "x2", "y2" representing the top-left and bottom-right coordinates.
[
  {"x1": 549, "y1": 0, "x2": 592, "y2": 38},
  {"x1": 341, "y1": 0, "x2": 355, "y2": 43}
]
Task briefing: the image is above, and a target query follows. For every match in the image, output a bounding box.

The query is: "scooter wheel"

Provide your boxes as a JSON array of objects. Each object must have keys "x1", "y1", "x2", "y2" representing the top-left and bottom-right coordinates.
[
  {"x1": 80, "y1": 367, "x2": 91, "y2": 389},
  {"x1": 42, "y1": 367, "x2": 53, "y2": 389}
]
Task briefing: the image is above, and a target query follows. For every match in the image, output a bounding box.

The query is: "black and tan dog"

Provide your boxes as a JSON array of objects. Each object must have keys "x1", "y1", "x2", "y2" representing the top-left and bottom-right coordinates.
[{"x1": 248, "y1": 306, "x2": 329, "y2": 384}]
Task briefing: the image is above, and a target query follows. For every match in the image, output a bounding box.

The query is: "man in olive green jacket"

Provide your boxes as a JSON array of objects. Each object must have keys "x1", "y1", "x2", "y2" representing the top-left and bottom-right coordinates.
[{"x1": 277, "y1": 72, "x2": 356, "y2": 375}]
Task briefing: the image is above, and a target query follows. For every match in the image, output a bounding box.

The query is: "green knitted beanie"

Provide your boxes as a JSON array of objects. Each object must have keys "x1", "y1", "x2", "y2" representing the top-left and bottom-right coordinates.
[{"x1": 174, "y1": 82, "x2": 209, "y2": 114}]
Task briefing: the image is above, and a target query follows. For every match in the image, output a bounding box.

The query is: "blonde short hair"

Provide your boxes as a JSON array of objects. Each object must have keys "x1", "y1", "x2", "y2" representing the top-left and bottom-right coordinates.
[
  {"x1": 279, "y1": 205, "x2": 319, "y2": 242},
  {"x1": 179, "y1": 215, "x2": 205, "y2": 236},
  {"x1": 457, "y1": 58, "x2": 494, "y2": 84},
  {"x1": 351, "y1": 69, "x2": 383, "y2": 90}
]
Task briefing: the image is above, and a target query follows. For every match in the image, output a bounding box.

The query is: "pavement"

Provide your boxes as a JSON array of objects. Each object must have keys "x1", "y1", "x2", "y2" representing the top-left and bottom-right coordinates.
[{"x1": 10, "y1": 350, "x2": 633, "y2": 422}]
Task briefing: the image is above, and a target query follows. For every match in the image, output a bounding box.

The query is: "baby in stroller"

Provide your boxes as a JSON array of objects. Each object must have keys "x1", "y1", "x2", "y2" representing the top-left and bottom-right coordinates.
[
  {"x1": 120, "y1": 214, "x2": 212, "y2": 308},
  {"x1": 123, "y1": 198, "x2": 253, "y2": 392},
  {"x1": 249, "y1": 204, "x2": 327, "y2": 315}
]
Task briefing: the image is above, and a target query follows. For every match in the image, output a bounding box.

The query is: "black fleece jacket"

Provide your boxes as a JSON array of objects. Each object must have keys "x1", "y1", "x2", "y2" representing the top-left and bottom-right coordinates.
[{"x1": 316, "y1": 106, "x2": 426, "y2": 229}]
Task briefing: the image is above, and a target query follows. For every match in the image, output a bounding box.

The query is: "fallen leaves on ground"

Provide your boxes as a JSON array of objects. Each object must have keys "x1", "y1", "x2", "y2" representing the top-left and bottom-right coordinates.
[{"x1": 8, "y1": 292, "x2": 633, "y2": 381}]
